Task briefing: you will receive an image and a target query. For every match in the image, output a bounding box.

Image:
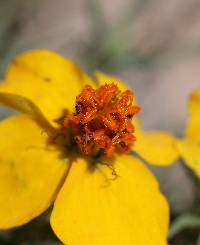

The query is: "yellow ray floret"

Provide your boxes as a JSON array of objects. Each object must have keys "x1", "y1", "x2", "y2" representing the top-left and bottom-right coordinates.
[
  {"x1": 177, "y1": 88, "x2": 200, "y2": 177},
  {"x1": 185, "y1": 88, "x2": 200, "y2": 142},
  {"x1": 0, "y1": 50, "x2": 95, "y2": 124},
  {"x1": 0, "y1": 92, "x2": 55, "y2": 134},
  {"x1": 177, "y1": 139, "x2": 200, "y2": 177},
  {"x1": 51, "y1": 155, "x2": 169, "y2": 245},
  {"x1": 0, "y1": 115, "x2": 68, "y2": 228},
  {"x1": 133, "y1": 119, "x2": 178, "y2": 166}
]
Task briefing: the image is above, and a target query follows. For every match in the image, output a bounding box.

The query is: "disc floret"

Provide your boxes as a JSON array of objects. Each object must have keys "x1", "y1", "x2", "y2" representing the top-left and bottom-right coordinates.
[{"x1": 64, "y1": 84, "x2": 140, "y2": 157}]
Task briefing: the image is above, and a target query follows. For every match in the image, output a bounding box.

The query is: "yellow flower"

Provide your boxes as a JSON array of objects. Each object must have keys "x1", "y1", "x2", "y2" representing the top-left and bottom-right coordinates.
[
  {"x1": 177, "y1": 88, "x2": 200, "y2": 176},
  {"x1": 0, "y1": 50, "x2": 176, "y2": 245}
]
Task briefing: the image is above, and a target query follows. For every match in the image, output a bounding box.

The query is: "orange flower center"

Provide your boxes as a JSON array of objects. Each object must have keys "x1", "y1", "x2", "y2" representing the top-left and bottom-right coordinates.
[{"x1": 63, "y1": 84, "x2": 140, "y2": 157}]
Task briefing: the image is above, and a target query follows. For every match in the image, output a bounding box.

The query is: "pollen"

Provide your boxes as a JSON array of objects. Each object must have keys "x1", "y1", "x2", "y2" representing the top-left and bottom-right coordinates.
[{"x1": 63, "y1": 84, "x2": 140, "y2": 157}]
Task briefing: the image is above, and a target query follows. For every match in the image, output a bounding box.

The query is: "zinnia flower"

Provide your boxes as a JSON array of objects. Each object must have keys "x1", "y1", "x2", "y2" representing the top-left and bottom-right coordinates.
[{"x1": 0, "y1": 50, "x2": 178, "y2": 245}]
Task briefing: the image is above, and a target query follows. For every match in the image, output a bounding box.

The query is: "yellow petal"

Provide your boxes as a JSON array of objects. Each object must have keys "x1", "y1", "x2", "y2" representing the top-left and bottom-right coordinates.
[
  {"x1": 185, "y1": 88, "x2": 200, "y2": 141},
  {"x1": 51, "y1": 155, "x2": 169, "y2": 245},
  {"x1": 133, "y1": 120, "x2": 178, "y2": 165},
  {"x1": 0, "y1": 115, "x2": 69, "y2": 228},
  {"x1": 0, "y1": 50, "x2": 95, "y2": 123},
  {"x1": 95, "y1": 71, "x2": 129, "y2": 91},
  {"x1": 0, "y1": 92, "x2": 55, "y2": 134},
  {"x1": 177, "y1": 139, "x2": 200, "y2": 177}
]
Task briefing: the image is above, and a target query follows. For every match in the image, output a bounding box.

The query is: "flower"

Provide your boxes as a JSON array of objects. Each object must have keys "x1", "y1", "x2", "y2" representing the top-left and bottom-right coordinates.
[
  {"x1": 177, "y1": 88, "x2": 200, "y2": 176},
  {"x1": 0, "y1": 50, "x2": 177, "y2": 245}
]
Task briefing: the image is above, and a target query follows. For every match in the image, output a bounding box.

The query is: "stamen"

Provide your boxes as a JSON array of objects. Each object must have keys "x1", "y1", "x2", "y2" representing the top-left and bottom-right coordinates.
[{"x1": 63, "y1": 84, "x2": 140, "y2": 157}]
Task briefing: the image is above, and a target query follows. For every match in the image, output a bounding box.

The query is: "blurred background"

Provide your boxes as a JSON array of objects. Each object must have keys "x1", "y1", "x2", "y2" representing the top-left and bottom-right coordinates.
[{"x1": 0, "y1": 0, "x2": 200, "y2": 244}]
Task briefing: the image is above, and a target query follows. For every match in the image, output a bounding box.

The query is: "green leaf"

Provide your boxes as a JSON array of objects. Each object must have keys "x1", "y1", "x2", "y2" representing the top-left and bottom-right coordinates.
[{"x1": 169, "y1": 214, "x2": 200, "y2": 239}]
